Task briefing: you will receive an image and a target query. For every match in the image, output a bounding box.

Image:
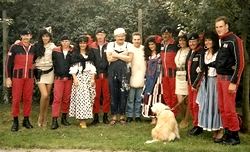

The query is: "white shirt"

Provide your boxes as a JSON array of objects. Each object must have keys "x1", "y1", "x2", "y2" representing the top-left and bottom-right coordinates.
[
  {"x1": 205, "y1": 51, "x2": 218, "y2": 77},
  {"x1": 106, "y1": 41, "x2": 133, "y2": 54}
]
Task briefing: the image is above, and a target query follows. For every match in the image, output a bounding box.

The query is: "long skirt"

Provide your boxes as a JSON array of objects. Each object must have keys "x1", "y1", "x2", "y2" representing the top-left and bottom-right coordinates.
[
  {"x1": 196, "y1": 77, "x2": 223, "y2": 131},
  {"x1": 69, "y1": 72, "x2": 95, "y2": 120},
  {"x1": 142, "y1": 73, "x2": 163, "y2": 118}
]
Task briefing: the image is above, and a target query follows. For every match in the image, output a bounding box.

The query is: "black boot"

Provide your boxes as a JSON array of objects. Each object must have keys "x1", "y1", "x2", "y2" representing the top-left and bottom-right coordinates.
[
  {"x1": 91, "y1": 113, "x2": 100, "y2": 125},
  {"x1": 103, "y1": 113, "x2": 109, "y2": 124},
  {"x1": 11, "y1": 117, "x2": 19, "y2": 132},
  {"x1": 222, "y1": 131, "x2": 240, "y2": 145},
  {"x1": 61, "y1": 113, "x2": 71, "y2": 126},
  {"x1": 51, "y1": 117, "x2": 59, "y2": 130},
  {"x1": 188, "y1": 126, "x2": 203, "y2": 136},
  {"x1": 22, "y1": 117, "x2": 33, "y2": 129}
]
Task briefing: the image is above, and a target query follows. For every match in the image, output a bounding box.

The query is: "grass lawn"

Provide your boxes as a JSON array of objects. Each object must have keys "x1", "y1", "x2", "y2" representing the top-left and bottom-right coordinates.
[{"x1": 0, "y1": 103, "x2": 250, "y2": 152}]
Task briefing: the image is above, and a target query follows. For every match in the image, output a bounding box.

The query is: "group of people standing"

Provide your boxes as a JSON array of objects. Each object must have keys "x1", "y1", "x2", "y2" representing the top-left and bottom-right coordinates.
[{"x1": 5, "y1": 16, "x2": 244, "y2": 146}]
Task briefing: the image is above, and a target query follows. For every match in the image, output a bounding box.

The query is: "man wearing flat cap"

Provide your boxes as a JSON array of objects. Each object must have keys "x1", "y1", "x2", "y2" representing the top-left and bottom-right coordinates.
[
  {"x1": 89, "y1": 28, "x2": 110, "y2": 125},
  {"x1": 160, "y1": 26, "x2": 178, "y2": 114},
  {"x1": 185, "y1": 33, "x2": 205, "y2": 136},
  {"x1": 51, "y1": 35, "x2": 73, "y2": 129},
  {"x1": 6, "y1": 28, "x2": 35, "y2": 132}
]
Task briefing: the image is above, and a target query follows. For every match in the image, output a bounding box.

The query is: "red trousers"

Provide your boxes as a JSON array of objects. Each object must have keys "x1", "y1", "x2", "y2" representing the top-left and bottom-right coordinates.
[
  {"x1": 188, "y1": 85, "x2": 199, "y2": 126},
  {"x1": 52, "y1": 79, "x2": 72, "y2": 117},
  {"x1": 93, "y1": 77, "x2": 110, "y2": 113},
  {"x1": 162, "y1": 76, "x2": 177, "y2": 114},
  {"x1": 217, "y1": 75, "x2": 240, "y2": 131},
  {"x1": 12, "y1": 78, "x2": 34, "y2": 117}
]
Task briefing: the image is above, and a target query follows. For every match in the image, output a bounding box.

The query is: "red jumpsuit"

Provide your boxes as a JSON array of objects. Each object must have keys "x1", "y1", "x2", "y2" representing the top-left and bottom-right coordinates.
[
  {"x1": 6, "y1": 42, "x2": 35, "y2": 117},
  {"x1": 160, "y1": 38, "x2": 178, "y2": 114}
]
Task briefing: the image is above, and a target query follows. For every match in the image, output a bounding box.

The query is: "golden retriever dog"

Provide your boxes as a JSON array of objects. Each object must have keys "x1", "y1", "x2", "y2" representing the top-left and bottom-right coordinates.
[{"x1": 145, "y1": 102, "x2": 180, "y2": 144}]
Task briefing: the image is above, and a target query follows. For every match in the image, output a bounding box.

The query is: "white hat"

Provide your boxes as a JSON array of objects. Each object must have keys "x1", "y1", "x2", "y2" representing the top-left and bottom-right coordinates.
[{"x1": 114, "y1": 28, "x2": 126, "y2": 36}]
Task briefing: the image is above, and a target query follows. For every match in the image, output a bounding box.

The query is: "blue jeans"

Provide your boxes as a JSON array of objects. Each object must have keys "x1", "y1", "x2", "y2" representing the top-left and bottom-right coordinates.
[{"x1": 126, "y1": 87, "x2": 143, "y2": 118}]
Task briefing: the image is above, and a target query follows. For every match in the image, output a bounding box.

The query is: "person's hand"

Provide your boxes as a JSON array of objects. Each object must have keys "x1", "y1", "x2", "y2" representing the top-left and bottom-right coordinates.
[
  {"x1": 228, "y1": 83, "x2": 237, "y2": 93},
  {"x1": 91, "y1": 79, "x2": 95, "y2": 87},
  {"x1": 73, "y1": 78, "x2": 79, "y2": 86},
  {"x1": 6, "y1": 78, "x2": 12, "y2": 88},
  {"x1": 112, "y1": 51, "x2": 119, "y2": 58},
  {"x1": 191, "y1": 86, "x2": 197, "y2": 91}
]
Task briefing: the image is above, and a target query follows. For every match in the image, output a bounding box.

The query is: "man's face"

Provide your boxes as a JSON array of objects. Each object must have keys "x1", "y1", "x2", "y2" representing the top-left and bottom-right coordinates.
[
  {"x1": 115, "y1": 34, "x2": 126, "y2": 45},
  {"x1": 20, "y1": 34, "x2": 32, "y2": 43},
  {"x1": 132, "y1": 35, "x2": 141, "y2": 48},
  {"x1": 61, "y1": 40, "x2": 70, "y2": 48},
  {"x1": 188, "y1": 39, "x2": 199, "y2": 50},
  {"x1": 96, "y1": 33, "x2": 106, "y2": 42},
  {"x1": 215, "y1": 20, "x2": 229, "y2": 36},
  {"x1": 162, "y1": 32, "x2": 172, "y2": 42}
]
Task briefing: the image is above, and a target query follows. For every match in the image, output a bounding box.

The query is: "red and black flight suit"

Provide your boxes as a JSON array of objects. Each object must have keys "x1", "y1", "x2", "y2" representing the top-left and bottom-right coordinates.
[
  {"x1": 6, "y1": 42, "x2": 35, "y2": 120},
  {"x1": 51, "y1": 46, "x2": 73, "y2": 128},
  {"x1": 160, "y1": 38, "x2": 178, "y2": 114},
  {"x1": 90, "y1": 42, "x2": 110, "y2": 123},
  {"x1": 186, "y1": 46, "x2": 205, "y2": 132},
  {"x1": 215, "y1": 32, "x2": 244, "y2": 143}
]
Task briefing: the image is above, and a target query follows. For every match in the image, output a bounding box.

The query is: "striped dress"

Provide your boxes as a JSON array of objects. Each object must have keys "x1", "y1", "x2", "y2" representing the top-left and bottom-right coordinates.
[
  {"x1": 196, "y1": 51, "x2": 223, "y2": 131},
  {"x1": 142, "y1": 54, "x2": 163, "y2": 118}
]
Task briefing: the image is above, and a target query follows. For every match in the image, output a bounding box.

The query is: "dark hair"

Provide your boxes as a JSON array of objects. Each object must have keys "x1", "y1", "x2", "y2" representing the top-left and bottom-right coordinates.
[
  {"x1": 73, "y1": 35, "x2": 89, "y2": 54},
  {"x1": 144, "y1": 35, "x2": 161, "y2": 61},
  {"x1": 71, "y1": 35, "x2": 93, "y2": 69},
  {"x1": 177, "y1": 34, "x2": 188, "y2": 48},
  {"x1": 203, "y1": 31, "x2": 219, "y2": 54},
  {"x1": 34, "y1": 29, "x2": 52, "y2": 58},
  {"x1": 215, "y1": 16, "x2": 229, "y2": 25}
]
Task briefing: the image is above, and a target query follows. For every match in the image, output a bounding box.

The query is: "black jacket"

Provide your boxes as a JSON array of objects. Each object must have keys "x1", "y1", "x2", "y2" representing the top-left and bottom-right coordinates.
[
  {"x1": 89, "y1": 42, "x2": 109, "y2": 75},
  {"x1": 215, "y1": 32, "x2": 244, "y2": 84},
  {"x1": 186, "y1": 46, "x2": 205, "y2": 88},
  {"x1": 52, "y1": 46, "x2": 73, "y2": 78}
]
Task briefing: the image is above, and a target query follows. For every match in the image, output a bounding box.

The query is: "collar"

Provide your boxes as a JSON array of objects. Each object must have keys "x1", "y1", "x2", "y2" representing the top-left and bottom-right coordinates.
[
  {"x1": 219, "y1": 32, "x2": 233, "y2": 39},
  {"x1": 162, "y1": 38, "x2": 175, "y2": 45}
]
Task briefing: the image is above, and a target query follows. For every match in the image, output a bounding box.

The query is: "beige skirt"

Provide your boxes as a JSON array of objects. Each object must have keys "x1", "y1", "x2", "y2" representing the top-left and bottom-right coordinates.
[
  {"x1": 37, "y1": 70, "x2": 54, "y2": 84},
  {"x1": 175, "y1": 71, "x2": 188, "y2": 95}
]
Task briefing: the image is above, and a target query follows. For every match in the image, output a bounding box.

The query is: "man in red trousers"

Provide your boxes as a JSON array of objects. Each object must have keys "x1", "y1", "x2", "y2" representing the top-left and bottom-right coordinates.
[
  {"x1": 6, "y1": 29, "x2": 35, "y2": 132},
  {"x1": 214, "y1": 16, "x2": 244, "y2": 145},
  {"x1": 90, "y1": 28, "x2": 110, "y2": 124},
  {"x1": 51, "y1": 35, "x2": 73, "y2": 129},
  {"x1": 160, "y1": 26, "x2": 178, "y2": 114}
]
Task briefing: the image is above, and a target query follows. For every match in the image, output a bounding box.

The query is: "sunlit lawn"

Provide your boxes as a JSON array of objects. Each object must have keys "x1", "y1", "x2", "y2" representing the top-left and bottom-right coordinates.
[{"x1": 0, "y1": 103, "x2": 250, "y2": 152}]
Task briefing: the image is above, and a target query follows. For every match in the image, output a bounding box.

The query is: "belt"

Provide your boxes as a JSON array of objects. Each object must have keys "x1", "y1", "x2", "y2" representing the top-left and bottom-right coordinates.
[
  {"x1": 95, "y1": 73, "x2": 107, "y2": 79},
  {"x1": 54, "y1": 76, "x2": 71, "y2": 80},
  {"x1": 217, "y1": 74, "x2": 231, "y2": 81},
  {"x1": 164, "y1": 68, "x2": 176, "y2": 78},
  {"x1": 176, "y1": 67, "x2": 185, "y2": 71}
]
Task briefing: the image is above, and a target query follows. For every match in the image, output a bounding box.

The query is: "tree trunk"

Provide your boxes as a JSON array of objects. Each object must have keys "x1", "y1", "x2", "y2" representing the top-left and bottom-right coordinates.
[
  {"x1": 138, "y1": 9, "x2": 143, "y2": 40},
  {"x1": 241, "y1": 34, "x2": 249, "y2": 132},
  {"x1": 2, "y1": 10, "x2": 10, "y2": 104}
]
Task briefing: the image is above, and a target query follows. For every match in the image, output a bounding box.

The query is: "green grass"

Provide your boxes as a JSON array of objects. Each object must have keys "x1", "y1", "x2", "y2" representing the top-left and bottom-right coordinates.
[{"x1": 0, "y1": 103, "x2": 250, "y2": 152}]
